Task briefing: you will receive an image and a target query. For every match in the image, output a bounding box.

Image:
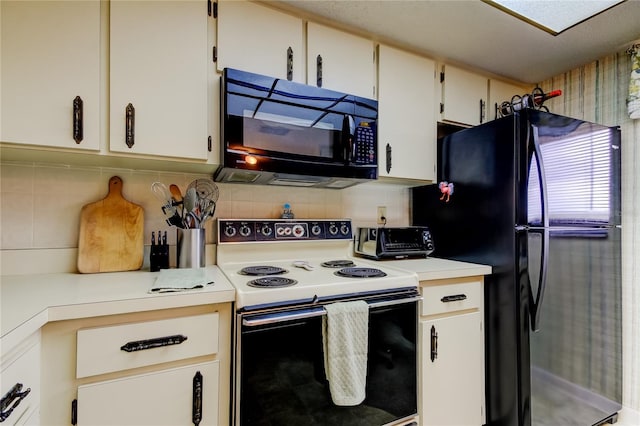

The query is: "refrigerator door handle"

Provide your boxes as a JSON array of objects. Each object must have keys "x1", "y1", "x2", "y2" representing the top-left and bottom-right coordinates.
[
  {"x1": 528, "y1": 228, "x2": 549, "y2": 332},
  {"x1": 529, "y1": 125, "x2": 549, "y2": 332}
]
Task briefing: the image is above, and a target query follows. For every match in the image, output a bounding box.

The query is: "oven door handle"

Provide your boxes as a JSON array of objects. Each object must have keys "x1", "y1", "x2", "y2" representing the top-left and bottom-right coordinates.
[{"x1": 242, "y1": 295, "x2": 422, "y2": 327}]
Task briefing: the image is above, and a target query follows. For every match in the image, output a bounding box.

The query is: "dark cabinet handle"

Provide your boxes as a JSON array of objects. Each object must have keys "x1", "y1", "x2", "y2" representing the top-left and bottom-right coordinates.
[
  {"x1": 1, "y1": 383, "x2": 31, "y2": 422},
  {"x1": 386, "y1": 143, "x2": 392, "y2": 173},
  {"x1": 316, "y1": 54, "x2": 323, "y2": 87},
  {"x1": 125, "y1": 103, "x2": 135, "y2": 148},
  {"x1": 120, "y1": 334, "x2": 188, "y2": 352},
  {"x1": 192, "y1": 371, "x2": 203, "y2": 426},
  {"x1": 73, "y1": 96, "x2": 83, "y2": 144},
  {"x1": 287, "y1": 47, "x2": 293, "y2": 81},
  {"x1": 430, "y1": 325, "x2": 438, "y2": 362},
  {"x1": 441, "y1": 294, "x2": 467, "y2": 303}
]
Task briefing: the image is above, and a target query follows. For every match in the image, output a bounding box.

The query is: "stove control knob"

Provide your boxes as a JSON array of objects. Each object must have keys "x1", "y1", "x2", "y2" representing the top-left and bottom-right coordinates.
[
  {"x1": 328, "y1": 224, "x2": 338, "y2": 235},
  {"x1": 224, "y1": 225, "x2": 237, "y2": 238},
  {"x1": 340, "y1": 224, "x2": 350, "y2": 235},
  {"x1": 261, "y1": 224, "x2": 272, "y2": 237},
  {"x1": 311, "y1": 224, "x2": 322, "y2": 236},
  {"x1": 239, "y1": 225, "x2": 252, "y2": 237},
  {"x1": 292, "y1": 224, "x2": 305, "y2": 238}
]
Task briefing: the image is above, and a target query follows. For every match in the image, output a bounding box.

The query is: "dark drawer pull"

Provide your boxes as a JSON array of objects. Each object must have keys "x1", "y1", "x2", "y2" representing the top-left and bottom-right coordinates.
[
  {"x1": 441, "y1": 294, "x2": 467, "y2": 303},
  {"x1": 125, "y1": 103, "x2": 135, "y2": 148},
  {"x1": 73, "y1": 96, "x2": 83, "y2": 144},
  {"x1": 430, "y1": 325, "x2": 438, "y2": 362},
  {"x1": 120, "y1": 334, "x2": 188, "y2": 352},
  {"x1": 192, "y1": 371, "x2": 203, "y2": 426},
  {"x1": 1, "y1": 383, "x2": 31, "y2": 422}
]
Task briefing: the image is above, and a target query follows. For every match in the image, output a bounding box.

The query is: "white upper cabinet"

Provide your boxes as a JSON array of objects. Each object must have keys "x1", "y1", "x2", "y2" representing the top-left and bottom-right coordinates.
[
  {"x1": 488, "y1": 79, "x2": 529, "y2": 121},
  {"x1": 216, "y1": 0, "x2": 304, "y2": 82},
  {"x1": 378, "y1": 45, "x2": 436, "y2": 181},
  {"x1": 109, "y1": 0, "x2": 209, "y2": 160},
  {"x1": 439, "y1": 64, "x2": 488, "y2": 126},
  {"x1": 1, "y1": 0, "x2": 100, "y2": 150},
  {"x1": 306, "y1": 22, "x2": 375, "y2": 98}
]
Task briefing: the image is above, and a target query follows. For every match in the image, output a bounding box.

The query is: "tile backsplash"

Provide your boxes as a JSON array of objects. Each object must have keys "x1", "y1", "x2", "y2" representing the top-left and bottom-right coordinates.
[{"x1": 0, "y1": 162, "x2": 412, "y2": 251}]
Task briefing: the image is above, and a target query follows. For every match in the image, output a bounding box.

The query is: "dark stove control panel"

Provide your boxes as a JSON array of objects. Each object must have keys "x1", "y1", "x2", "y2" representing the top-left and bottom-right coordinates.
[{"x1": 218, "y1": 219, "x2": 353, "y2": 243}]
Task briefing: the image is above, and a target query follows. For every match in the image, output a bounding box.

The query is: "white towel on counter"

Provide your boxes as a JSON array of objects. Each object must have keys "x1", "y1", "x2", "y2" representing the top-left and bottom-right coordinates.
[
  {"x1": 322, "y1": 300, "x2": 369, "y2": 406},
  {"x1": 149, "y1": 268, "x2": 213, "y2": 293}
]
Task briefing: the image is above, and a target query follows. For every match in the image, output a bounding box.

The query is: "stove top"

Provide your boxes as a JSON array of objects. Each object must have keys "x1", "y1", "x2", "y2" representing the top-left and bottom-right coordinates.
[{"x1": 217, "y1": 219, "x2": 418, "y2": 309}]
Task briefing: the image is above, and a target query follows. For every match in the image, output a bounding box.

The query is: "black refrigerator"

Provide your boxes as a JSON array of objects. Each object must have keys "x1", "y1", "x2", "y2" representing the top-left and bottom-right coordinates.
[{"x1": 412, "y1": 109, "x2": 622, "y2": 426}]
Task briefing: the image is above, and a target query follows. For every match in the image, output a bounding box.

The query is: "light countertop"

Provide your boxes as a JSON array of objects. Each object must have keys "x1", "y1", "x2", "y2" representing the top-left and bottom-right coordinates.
[
  {"x1": 1, "y1": 266, "x2": 235, "y2": 352},
  {"x1": 370, "y1": 257, "x2": 492, "y2": 282},
  {"x1": 1, "y1": 257, "x2": 491, "y2": 354}
]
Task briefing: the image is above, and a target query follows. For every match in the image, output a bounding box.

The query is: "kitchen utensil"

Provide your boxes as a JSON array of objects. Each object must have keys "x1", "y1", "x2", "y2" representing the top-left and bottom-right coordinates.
[
  {"x1": 293, "y1": 260, "x2": 314, "y2": 271},
  {"x1": 78, "y1": 176, "x2": 144, "y2": 273},
  {"x1": 184, "y1": 187, "x2": 198, "y2": 213},
  {"x1": 187, "y1": 178, "x2": 219, "y2": 203},
  {"x1": 151, "y1": 182, "x2": 172, "y2": 207},
  {"x1": 169, "y1": 184, "x2": 183, "y2": 206}
]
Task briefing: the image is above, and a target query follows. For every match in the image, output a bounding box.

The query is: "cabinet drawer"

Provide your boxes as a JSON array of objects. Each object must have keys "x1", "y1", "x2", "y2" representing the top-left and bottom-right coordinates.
[
  {"x1": 76, "y1": 312, "x2": 219, "y2": 378},
  {"x1": 1, "y1": 340, "x2": 40, "y2": 425},
  {"x1": 421, "y1": 280, "x2": 482, "y2": 316}
]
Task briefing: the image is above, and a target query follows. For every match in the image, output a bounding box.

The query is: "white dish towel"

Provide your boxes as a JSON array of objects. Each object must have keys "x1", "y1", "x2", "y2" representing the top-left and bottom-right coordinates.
[{"x1": 322, "y1": 300, "x2": 369, "y2": 406}]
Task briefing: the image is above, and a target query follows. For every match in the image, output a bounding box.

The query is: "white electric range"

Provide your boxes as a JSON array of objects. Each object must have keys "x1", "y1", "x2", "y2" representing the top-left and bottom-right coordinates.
[
  {"x1": 217, "y1": 218, "x2": 421, "y2": 426},
  {"x1": 216, "y1": 218, "x2": 419, "y2": 310}
]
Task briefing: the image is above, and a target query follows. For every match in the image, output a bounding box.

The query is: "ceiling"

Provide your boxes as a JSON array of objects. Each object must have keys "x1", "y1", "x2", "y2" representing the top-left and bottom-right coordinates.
[{"x1": 270, "y1": 0, "x2": 640, "y2": 84}]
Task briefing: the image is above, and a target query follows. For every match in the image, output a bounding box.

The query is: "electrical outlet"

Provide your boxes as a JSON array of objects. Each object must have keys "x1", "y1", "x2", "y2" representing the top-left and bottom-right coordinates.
[{"x1": 377, "y1": 206, "x2": 387, "y2": 225}]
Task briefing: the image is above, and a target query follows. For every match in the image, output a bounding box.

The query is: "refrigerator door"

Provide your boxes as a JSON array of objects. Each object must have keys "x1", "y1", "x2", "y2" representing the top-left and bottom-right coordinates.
[
  {"x1": 526, "y1": 110, "x2": 622, "y2": 229},
  {"x1": 527, "y1": 226, "x2": 622, "y2": 426}
]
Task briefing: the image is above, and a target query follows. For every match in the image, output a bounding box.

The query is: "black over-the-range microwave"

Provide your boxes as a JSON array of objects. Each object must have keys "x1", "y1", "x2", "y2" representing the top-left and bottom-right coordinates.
[{"x1": 214, "y1": 68, "x2": 379, "y2": 189}]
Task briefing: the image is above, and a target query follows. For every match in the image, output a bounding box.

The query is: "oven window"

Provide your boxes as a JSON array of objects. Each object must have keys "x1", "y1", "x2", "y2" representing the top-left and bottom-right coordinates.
[{"x1": 239, "y1": 303, "x2": 417, "y2": 425}]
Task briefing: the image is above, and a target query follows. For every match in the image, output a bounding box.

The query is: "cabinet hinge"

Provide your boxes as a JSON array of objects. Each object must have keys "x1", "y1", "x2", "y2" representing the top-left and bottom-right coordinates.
[
  {"x1": 440, "y1": 103, "x2": 444, "y2": 114},
  {"x1": 208, "y1": 136, "x2": 212, "y2": 152},
  {"x1": 212, "y1": 46, "x2": 217, "y2": 63},
  {"x1": 71, "y1": 399, "x2": 78, "y2": 425},
  {"x1": 440, "y1": 71, "x2": 445, "y2": 83}
]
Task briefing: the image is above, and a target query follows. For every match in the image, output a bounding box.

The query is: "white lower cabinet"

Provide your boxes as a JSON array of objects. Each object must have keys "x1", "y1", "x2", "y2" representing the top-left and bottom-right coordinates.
[
  {"x1": 0, "y1": 332, "x2": 41, "y2": 426},
  {"x1": 419, "y1": 278, "x2": 485, "y2": 426},
  {"x1": 77, "y1": 361, "x2": 219, "y2": 425},
  {"x1": 40, "y1": 304, "x2": 231, "y2": 426}
]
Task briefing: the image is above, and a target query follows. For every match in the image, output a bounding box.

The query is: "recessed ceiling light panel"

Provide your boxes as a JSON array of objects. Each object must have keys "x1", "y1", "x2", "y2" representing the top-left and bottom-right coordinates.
[{"x1": 484, "y1": 0, "x2": 625, "y2": 35}]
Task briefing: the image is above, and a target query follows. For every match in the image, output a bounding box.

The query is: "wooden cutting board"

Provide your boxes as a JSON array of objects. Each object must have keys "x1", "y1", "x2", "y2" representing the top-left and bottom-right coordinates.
[{"x1": 77, "y1": 176, "x2": 144, "y2": 273}]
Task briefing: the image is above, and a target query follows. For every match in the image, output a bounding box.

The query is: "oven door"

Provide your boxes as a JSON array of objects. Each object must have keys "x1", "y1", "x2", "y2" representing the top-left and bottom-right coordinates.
[{"x1": 234, "y1": 291, "x2": 419, "y2": 426}]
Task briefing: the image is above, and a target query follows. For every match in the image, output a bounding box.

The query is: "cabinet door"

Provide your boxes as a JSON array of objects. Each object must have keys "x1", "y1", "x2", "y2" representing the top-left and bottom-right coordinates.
[
  {"x1": 109, "y1": 0, "x2": 208, "y2": 159},
  {"x1": 307, "y1": 22, "x2": 374, "y2": 98},
  {"x1": 440, "y1": 65, "x2": 487, "y2": 126},
  {"x1": 488, "y1": 79, "x2": 528, "y2": 121},
  {"x1": 0, "y1": 338, "x2": 40, "y2": 426},
  {"x1": 0, "y1": 0, "x2": 100, "y2": 150},
  {"x1": 420, "y1": 312, "x2": 483, "y2": 426},
  {"x1": 77, "y1": 361, "x2": 219, "y2": 426},
  {"x1": 378, "y1": 45, "x2": 436, "y2": 181},
  {"x1": 216, "y1": 0, "x2": 304, "y2": 82}
]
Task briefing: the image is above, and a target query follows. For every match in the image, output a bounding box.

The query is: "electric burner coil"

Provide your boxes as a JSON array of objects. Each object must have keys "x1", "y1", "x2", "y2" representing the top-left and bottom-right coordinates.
[
  {"x1": 334, "y1": 267, "x2": 387, "y2": 278},
  {"x1": 240, "y1": 266, "x2": 288, "y2": 276},
  {"x1": 247, "y1": 277, "x2": 298, "y2": 288},
  {"x1": 321, "y1": 259, "x2": 356, "y2": 268}
]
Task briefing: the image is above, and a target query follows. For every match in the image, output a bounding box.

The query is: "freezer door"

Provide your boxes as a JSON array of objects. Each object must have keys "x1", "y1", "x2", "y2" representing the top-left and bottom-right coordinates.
[{"x1": 526, "y1": 110, "x2": 621, "y2": 229}]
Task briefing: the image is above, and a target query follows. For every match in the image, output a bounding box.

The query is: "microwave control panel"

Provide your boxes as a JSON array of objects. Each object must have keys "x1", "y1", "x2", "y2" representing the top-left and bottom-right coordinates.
[{"x1": 353, "y1": 124, "x2": 376, "y2": 165}]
